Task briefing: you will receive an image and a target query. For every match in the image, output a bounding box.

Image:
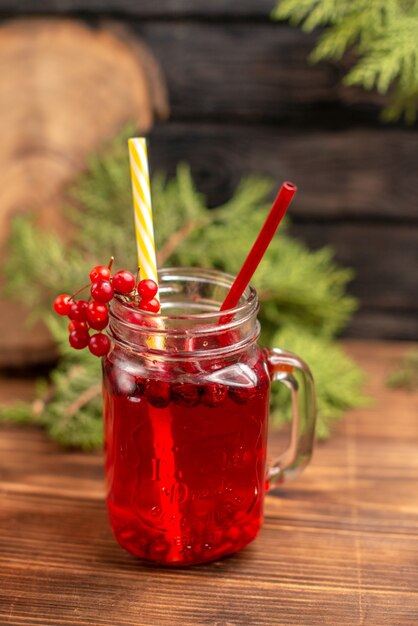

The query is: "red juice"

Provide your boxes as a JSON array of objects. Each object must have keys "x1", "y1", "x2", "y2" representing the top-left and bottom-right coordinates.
[{"x1": 102, "y1": 348, "x2": 270, "y2": 566}]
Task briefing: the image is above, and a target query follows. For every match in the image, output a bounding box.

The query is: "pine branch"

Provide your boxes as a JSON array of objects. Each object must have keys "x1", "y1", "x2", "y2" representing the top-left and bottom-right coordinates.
[
  {"x1": 273, "y1": 0, "x2": 418, "y2": 122},
  {"x1": 65, "y1": 383, "x2": 102, "y2": 418}
]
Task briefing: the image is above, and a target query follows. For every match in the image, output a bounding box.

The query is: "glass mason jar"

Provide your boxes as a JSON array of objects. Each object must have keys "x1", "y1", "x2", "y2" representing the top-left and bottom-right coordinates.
[{"x1": 103, "y1": 267, "x2": 316, "y2": 566}]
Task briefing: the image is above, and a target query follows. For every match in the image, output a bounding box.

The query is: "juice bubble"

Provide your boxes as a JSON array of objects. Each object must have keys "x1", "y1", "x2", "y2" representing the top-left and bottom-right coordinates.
[
  {"x1": 181, "y1": 544, "x2": 194, "y2": 561},
  {"x1": 151, "y1": 506, "x2": 162, "y2": 517}
]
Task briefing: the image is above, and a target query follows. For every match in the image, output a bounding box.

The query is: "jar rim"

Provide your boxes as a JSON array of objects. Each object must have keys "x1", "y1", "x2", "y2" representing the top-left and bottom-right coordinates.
[{"x1": 110, "y1": 266, "x2": 258, "y2": 331}]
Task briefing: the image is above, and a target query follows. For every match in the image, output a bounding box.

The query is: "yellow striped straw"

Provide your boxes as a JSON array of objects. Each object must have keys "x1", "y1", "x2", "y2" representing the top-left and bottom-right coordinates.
[{"x1": 128, "y1": 137, "x2": 159, "y2": 294}]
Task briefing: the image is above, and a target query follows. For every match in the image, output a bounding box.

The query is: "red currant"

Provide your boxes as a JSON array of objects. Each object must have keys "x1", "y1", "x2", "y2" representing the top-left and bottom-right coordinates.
[
  {"x1": 138, "y1": 297, "x2": 160, "y2": 313},
  {"x1": 89, "y1": 333, "x2": 111, "y2": 356},
  {"x1": 68, "y1": 299, "x2": 89, "y2": 321},
  {"x1": 172, "y1": 383, "x2": 200, "y2": 407},
  {"x1": 91, "y1": 280, "x2": 114, "y2": 303},
  {"x1": 229, "y1": 385, "x2": 257, "y2": 404},
  {"x1": 87, "y1": 301, "x2": 109, "y2": 327},
  {"x1": 145, "y1": 379, "x2": 171, "y2": 408},
  {"x1": 68, "y1": 320, "x2": 88, "y2": 332},
  {"x1": 201, "y1": 383, "x2": 227, "y2": 407},
  {"x1": 138, "y1": 279, "x2": 158, "y2": 300},
  {"x1": 89, "y1": 265, "x2": 111, "y2": 282},
  {"x1": 53, "y1": 294, "x2": 71, "y2": 316},
  {"x1": 89, "y1": 318, "x2": 108, "y2": 331},
  {"x1": 112, "y1": 270, "x2": 136, "y2": 294},
  {"x1": 69, "y1": 328, "x2": 90, "y2": 349},
  {"x1": 149, "y1": 539, "x2": 171, "y2": 560}
]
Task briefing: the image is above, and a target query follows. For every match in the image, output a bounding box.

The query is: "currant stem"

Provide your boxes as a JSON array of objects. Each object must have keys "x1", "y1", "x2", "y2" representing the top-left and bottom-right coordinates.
[
  {"x1": 69, "y1": 283, "x2": 91, "y2": 301},
  {"x1": 108, "y1": 256, "x2": 115, "y2": 272}
]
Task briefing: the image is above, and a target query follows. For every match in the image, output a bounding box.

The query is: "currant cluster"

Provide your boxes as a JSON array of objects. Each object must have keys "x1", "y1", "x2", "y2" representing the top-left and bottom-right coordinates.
[{"x1": 53, "y1": 263, "x2": 160, "y2": 357}]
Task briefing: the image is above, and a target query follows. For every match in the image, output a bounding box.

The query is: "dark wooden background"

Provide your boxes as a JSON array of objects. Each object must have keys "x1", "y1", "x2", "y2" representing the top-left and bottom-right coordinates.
[{"x1": 1, "y1": 0, "x2": 417, "y2": 340}]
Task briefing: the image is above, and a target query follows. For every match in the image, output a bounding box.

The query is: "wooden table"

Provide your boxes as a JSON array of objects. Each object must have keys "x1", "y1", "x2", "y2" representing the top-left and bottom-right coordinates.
[{"x1": 0, "y1": 342, "x2": 417, "y2": 625}]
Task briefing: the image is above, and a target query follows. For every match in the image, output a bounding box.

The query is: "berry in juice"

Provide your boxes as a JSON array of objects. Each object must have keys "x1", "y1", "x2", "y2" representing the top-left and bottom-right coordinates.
[{"x1": 103, "y1": 350, "x2": 270, "y2": 565}]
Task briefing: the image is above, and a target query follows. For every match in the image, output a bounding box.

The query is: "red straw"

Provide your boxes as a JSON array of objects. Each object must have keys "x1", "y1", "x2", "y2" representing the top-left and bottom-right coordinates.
[{"x1": 220, "y1": 181, "x2": 297, "y2": 312}]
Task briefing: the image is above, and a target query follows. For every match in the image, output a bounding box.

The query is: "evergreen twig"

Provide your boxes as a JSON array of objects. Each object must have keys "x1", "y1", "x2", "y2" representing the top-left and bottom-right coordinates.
[
  {"x1": 158, "y1": 218, "x2": 205, "y2": 265},
  {"x1": 273, "y1": 0, "x2": 418, "y2": 122},
  {"x1": 65, "y1": 383, "x2": 102, "y2": 418}
]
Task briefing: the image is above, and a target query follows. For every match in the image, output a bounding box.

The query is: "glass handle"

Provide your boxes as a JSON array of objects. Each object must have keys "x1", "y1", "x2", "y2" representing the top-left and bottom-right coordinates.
[{"x1": 265, "y1": 348, "x2": 316, "y2": 486}]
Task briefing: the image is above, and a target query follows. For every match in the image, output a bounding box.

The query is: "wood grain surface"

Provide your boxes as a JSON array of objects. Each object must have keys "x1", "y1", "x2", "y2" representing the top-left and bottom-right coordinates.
[
  {"x1": 149, "y1": 123, "x2": 418, "y2": 220},
  {"x1": 133, "y1": 23, "x2": 343, "y2": 123},
  {"x1": 0, "y1": 341, "x2": 417, "y2": 625},
  {"x1": 292, "y1": 223, "x2": 418, "y2": 309}
]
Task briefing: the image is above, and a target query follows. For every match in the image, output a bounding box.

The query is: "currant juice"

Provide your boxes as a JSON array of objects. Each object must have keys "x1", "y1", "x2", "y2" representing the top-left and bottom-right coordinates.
[{"x1": 102, "y1": 347, "x2": 270, "y2": 566}]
